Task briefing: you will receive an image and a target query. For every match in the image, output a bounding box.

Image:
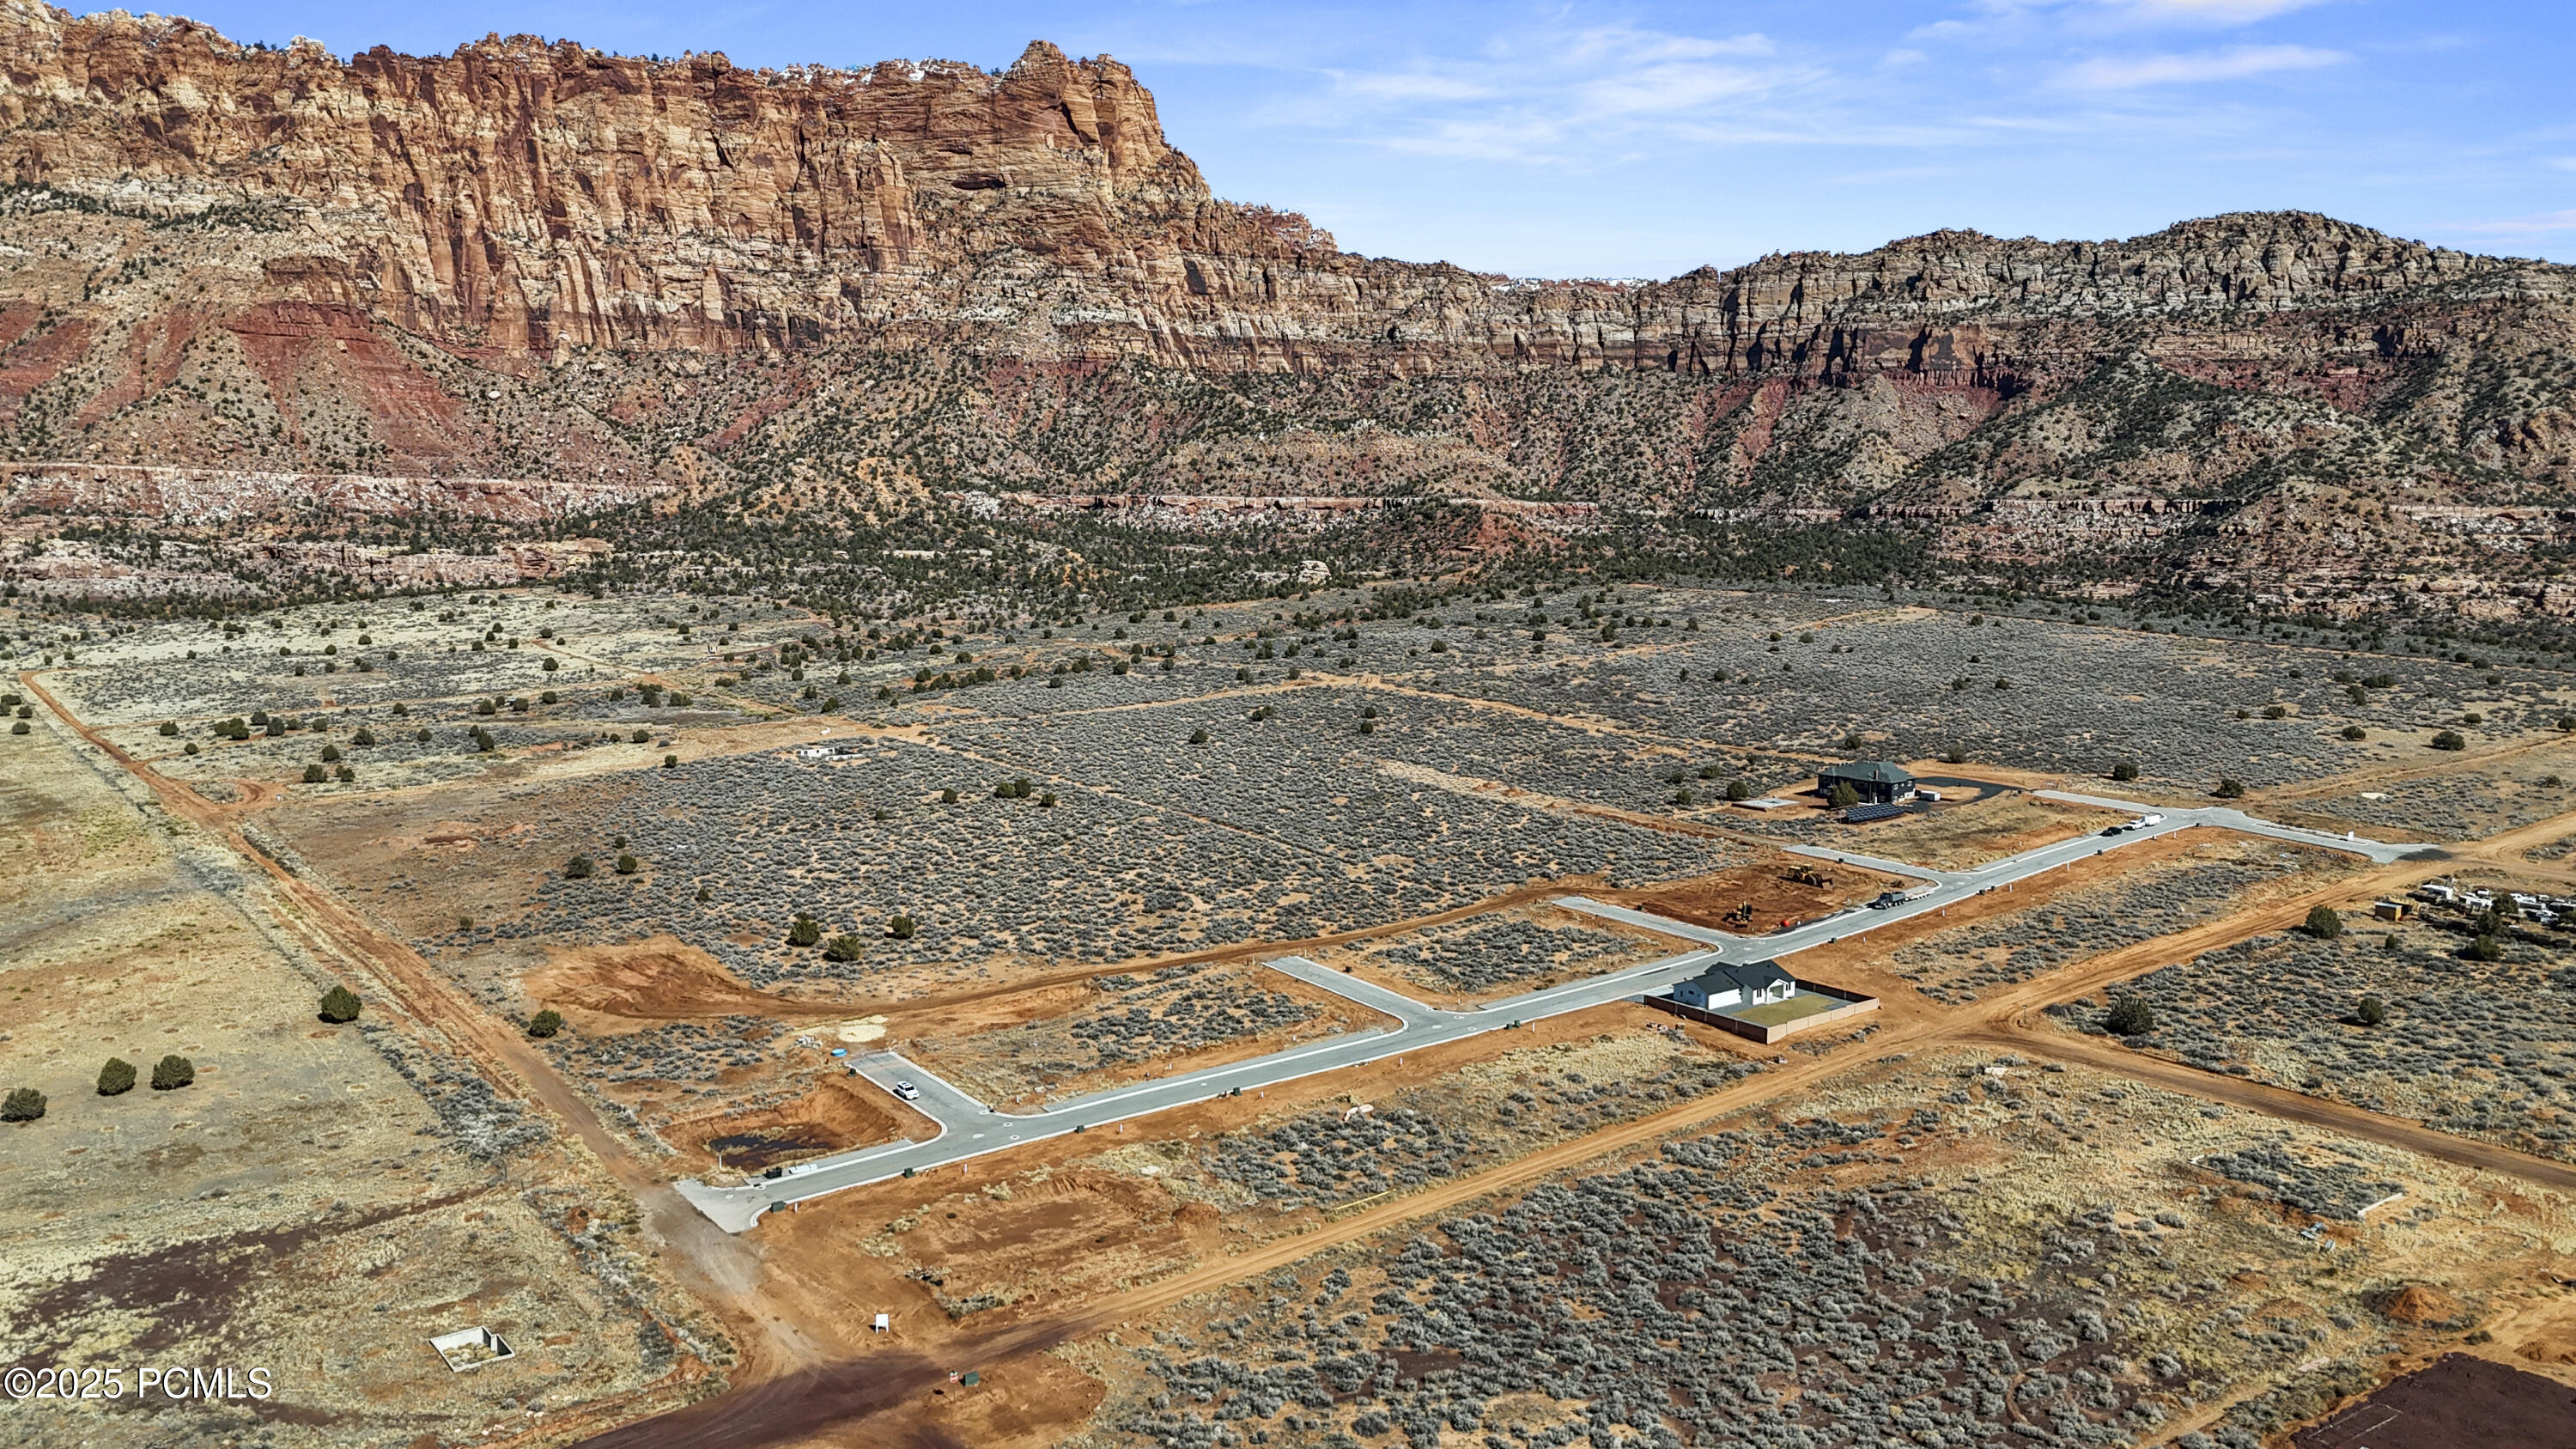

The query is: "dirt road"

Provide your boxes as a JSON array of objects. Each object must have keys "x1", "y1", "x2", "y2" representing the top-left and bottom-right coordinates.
[
  {"x1": 1975, "y1": 1026, "x2": 2576, "y2": 1195},
  {"x1": 16, "y1": 670, "x2": 790, "y2": 1382}
]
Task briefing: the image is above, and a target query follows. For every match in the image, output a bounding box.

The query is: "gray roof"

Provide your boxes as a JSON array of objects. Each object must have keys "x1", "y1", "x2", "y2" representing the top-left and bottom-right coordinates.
[
  {"x1": 1685, "y1": 959, "x2": 1795, "y2": 995},
  {"x1": 1820, "y1": 760, "x2": 1915, "y2": 783},
  {"x1": 1728, "y1": 959, "x2": 1794, "y2": 988}
]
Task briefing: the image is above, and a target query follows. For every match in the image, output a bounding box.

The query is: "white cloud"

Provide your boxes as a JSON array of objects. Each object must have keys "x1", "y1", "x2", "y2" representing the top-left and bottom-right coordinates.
[
  {"x1": 2105, "y1": 0, "x2": 2330, "y2": 23},
  {"x1": 1971, "y1": 0, "x2": 2332, "y2": 25},
  {"x1": 2443, "y1": 209, "x2": 2576, "y2": 235},
  {"x1": 1280, "y1": 22, "x2": 1856, "y2": 165},
  {"x1": 2057, "y1": 43, "x2": 2347, "y2": 88},
  {"x1": 1336, "y1": 72, "x2": 1495, "y2": 104}
]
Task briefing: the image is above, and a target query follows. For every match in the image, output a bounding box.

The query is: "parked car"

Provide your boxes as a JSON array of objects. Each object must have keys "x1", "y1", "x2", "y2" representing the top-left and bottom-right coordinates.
[{"x1": 892, "y1": 1080, "x2": 922, "y2": 1101}]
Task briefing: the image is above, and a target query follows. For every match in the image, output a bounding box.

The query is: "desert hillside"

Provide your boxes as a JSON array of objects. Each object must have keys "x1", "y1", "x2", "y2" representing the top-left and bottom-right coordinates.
[{"x1": 5, "y1": 4, "x2": 2576, "y2": 620}]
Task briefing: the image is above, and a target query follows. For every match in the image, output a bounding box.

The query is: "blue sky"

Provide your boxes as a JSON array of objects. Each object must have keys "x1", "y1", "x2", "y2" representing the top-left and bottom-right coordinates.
[{"x1": 105, "y1": 0, "x2": 2576, "y2": 278}]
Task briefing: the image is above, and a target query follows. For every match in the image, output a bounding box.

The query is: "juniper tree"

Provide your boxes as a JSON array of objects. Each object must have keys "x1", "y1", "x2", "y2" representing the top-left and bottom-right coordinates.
[{"x1": 2104, "y1": 997, "x2": 2156, "y2": 1036}]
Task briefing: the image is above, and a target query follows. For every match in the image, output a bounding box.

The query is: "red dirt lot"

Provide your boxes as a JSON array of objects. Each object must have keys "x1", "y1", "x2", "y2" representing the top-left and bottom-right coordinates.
[
  {"x1": 2291, "y1": 1354, "x2": 2576, "y2": 1449},
  {"x1": 1599, "y1": 851, "x2": 1913, "y2": 932},
  {"x1": 669, "y1": 1078, "x2": 940, "y2": 1176},
  {"x1": 526, "y1": 935, "x2": 846, "y2": 1032}
]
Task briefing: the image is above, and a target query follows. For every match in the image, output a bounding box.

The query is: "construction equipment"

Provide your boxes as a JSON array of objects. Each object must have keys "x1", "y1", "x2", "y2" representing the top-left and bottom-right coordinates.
[
  {"x1": 1722, "y1": 901, "x2": 1756, "y2": 928},
  {"x1": 1784, "y1": 862, "x2": 1834, "y2": 888}
]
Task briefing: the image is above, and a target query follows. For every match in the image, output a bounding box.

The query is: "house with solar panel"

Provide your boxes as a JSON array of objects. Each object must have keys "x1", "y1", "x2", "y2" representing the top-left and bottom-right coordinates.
[{"x1": 1817, "y1": 760, "x2": 1917, "y2": 805}]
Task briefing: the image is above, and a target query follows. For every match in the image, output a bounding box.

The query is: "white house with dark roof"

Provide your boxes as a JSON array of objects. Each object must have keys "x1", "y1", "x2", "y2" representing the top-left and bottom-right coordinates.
[{"x1": 1669, "y1": 959, "x2": 1796, "y2": 1013}]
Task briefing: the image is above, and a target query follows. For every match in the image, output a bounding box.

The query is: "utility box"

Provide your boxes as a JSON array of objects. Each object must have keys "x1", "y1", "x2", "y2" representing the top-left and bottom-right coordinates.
[{"x1": 428, "y1": 1326, "x2": 515, "y2": 1373}]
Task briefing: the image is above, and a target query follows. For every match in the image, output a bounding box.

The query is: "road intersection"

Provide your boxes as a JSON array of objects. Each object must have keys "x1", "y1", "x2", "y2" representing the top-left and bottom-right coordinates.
[{"x1": 677, "y1": 795, "x2": 2427, "y2": 1232}]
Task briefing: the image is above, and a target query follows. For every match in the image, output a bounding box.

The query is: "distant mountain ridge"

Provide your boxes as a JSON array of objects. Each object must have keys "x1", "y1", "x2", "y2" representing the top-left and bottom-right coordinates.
[{"x1": 5, "y1": 3, "x2": 2576, "y2": 622}]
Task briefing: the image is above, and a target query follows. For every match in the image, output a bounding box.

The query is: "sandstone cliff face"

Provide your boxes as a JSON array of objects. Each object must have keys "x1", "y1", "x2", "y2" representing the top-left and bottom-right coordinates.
[
  {"x1": 0, "y1": 4, "x2": 1345, "y2": 360},
  {"x1": 6, "y1": 3, "x2": 2576, "y2": 619},
  {"x1": 1, "y1": 3, "x2": 2551, "y2": 374}
]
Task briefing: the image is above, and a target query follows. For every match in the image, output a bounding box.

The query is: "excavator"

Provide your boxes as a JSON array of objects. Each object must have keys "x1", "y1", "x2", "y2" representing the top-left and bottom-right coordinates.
[{"x1": 1722, "y1": 901, "x2": 1756, "y2": 928}]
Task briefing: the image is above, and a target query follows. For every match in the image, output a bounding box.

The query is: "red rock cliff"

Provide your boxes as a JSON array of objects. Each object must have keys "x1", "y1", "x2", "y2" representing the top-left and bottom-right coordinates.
[{"x1": 4, "y1": 3, "x2": 2536, "y2": 379}]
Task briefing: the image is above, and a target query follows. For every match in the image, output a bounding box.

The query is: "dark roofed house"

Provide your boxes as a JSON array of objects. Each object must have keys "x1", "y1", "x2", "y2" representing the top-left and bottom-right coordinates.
[
  {"x1": 1818, "y1": 760, "x2": 1917, "y2": 806},
  {"x1": 1670, "y1": 959, "x2": 1798, "y2": 1013}
]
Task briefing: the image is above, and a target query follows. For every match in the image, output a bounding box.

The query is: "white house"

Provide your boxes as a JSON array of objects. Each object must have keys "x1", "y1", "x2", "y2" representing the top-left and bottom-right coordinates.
[{"x1": 1669, "y1": 960, "x2": 1796, "y2": 1012}]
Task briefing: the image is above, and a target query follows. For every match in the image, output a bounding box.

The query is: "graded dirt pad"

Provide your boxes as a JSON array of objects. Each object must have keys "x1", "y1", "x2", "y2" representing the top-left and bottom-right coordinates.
[
  {"x1": 529, "y1": 935, "x2": 838, "y2": 1032},
  {"x1": 2292, "y1": 1354, "x2": 2576, "y2": 1449},
  {"x1": 1809, "y1": 791, "x2": 2124, "y2": 869},
  {"x1": 672, "y1": 1078, "x2": 930, "y2": 1174},
  {"x1": 1602, "y1": 851, "x2": 1913, "y2": 931},
  {"x1": 2376, "y1": 1283, "x2": 2465, "y2": 1324}
]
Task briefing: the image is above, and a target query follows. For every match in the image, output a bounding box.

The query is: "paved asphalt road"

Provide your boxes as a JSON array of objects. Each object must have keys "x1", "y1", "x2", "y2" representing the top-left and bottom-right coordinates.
[{"x1": 678, "y1": 795, "x2": 2425, "y2": 1231}]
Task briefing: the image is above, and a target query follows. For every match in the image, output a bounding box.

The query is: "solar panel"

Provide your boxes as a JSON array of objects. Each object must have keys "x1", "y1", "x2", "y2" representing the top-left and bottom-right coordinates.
[{"x1": 1843, "y1": 803, "x2": 1905, "y2": 823}]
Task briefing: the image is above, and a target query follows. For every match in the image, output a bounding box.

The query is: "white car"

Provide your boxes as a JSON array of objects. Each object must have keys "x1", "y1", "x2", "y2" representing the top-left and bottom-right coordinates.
[{"x1": 892, "y1": 1081, "x2": 922, "y2": 1101}]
